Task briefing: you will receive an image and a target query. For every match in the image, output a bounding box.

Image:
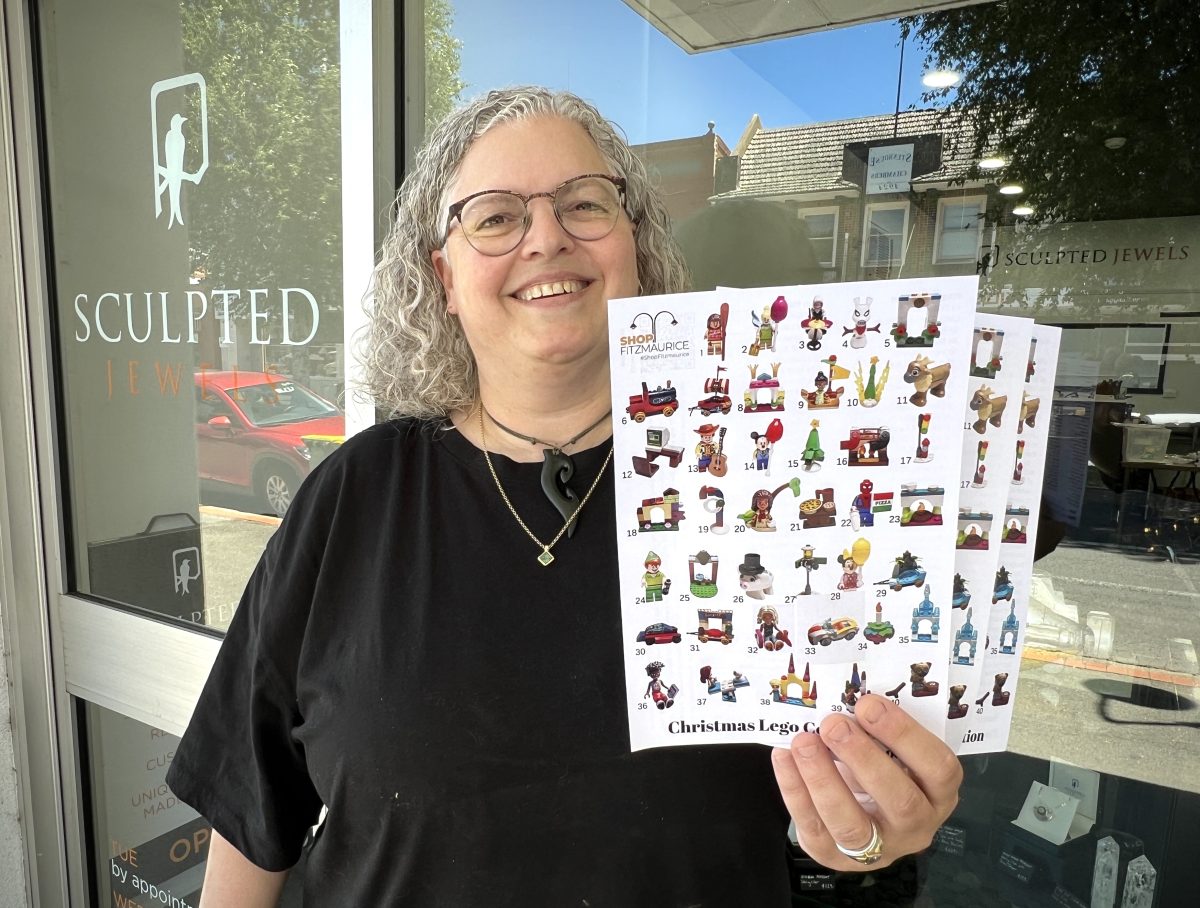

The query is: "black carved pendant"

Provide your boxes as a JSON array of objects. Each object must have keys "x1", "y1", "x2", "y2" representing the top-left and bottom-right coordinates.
[{"x1": 540, "y1": 449, "x2": 581, "y2": 537}]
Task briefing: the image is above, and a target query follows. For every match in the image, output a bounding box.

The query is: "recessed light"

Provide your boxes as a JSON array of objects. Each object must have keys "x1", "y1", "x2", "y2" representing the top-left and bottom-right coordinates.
[
  {"x1": 979, "y1": 157, "x2": 1007, "y2": 170},
  {"x1": 998, "y1": 184, "x2": 1024, "y2": 196},
  {"x1": 922, "y1": 69, "x2": 962, "y2": 88},
  {"x1": 1012, "y1": 206, "x2": 1034, "y2": 216}
]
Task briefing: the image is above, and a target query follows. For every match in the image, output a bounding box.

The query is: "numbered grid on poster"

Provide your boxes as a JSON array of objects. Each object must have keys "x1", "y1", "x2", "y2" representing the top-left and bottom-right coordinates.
[
  {"x1": 611, "y1": 278, "x2": 982, "y2": 750},
  {"x1": 944, "y1": 316, "x2": 1035, "y2": 745},
  {"x1": 957, "y1": 324, "x2": 1061, "y2": 755}
]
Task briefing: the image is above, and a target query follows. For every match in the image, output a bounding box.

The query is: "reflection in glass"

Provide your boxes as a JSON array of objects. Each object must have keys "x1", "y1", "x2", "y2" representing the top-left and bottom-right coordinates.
[
  {"x1": 86, "y1": 705, "x2": 208, "y2": 907},
  {"x1": 41, "y1": 0, "x2": 345, "y2": 627}
]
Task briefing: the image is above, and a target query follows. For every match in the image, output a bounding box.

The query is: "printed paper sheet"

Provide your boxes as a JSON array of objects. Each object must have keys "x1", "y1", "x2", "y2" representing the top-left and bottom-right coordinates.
[{"x1": 608, "y1": 277, "x2": 987, "y2": 750}]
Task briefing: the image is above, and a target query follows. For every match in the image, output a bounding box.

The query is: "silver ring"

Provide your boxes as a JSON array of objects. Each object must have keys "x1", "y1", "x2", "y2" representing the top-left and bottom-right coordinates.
[{"x1": 835, "y1": 820, "x2": 884, "y2": 865}]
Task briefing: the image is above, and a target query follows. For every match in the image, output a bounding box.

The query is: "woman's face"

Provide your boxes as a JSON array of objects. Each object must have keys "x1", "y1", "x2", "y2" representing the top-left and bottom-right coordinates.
[{"x1": 431, "y1": 116, "x2": 639, "y2": 379}]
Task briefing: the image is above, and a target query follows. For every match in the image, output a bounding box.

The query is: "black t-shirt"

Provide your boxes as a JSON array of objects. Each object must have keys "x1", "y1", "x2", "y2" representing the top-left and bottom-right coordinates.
[{"x1": 167, "y1": 419, "x2": 792, "y2": 906}]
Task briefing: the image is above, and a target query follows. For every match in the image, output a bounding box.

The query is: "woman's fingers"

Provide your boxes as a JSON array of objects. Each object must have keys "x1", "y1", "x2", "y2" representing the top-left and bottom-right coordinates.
[
  {"x1": 772, "y1": 733, "x2": 887, "y2": 870},
  {"x1": 771, "y1": 696, "x2": 965, "y2": 872},
  {"x1": 814, "y1": 709, "x2": 937, "y2": 851},
  {"x1": 850, "y1": 695, "x2": 964, "y2": 817}
]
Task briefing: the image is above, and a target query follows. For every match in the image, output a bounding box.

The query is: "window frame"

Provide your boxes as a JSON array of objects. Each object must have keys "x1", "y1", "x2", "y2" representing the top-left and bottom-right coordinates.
[
  {"x1": 798, "y1": 205, "x2": 840, "y2": 268},
  {"x1": 861, "y1": 200, "x2": 909, "y2": 267},
  {"x1": 933, "y1": 194, "x2": 988, "y2": 265}
]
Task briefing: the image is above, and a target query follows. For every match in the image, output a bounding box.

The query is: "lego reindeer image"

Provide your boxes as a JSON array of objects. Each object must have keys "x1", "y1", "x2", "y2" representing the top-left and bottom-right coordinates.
[{"x1": 902, "y1": 355, "x2": 951, "y2": 407}]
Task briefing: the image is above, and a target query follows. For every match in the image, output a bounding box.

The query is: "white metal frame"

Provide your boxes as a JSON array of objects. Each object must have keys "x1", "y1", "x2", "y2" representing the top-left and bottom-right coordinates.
[
  {"x1": 797, "y1": 205, "x2": 840, "y2": 268},
  {"x1": 0, "y1": 1, "x2": 392, "y2": 903},
  {"x1": 861, "y1": 200, "x2": 909, "y2": 267},
  {"x1": 932, "y1": 194, "x2": 987, "y2": 265}
]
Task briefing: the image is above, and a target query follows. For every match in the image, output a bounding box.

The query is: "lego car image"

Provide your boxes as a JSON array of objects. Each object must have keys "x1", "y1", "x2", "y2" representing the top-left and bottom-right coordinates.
[
  {"x1": 992, "y1": 580, "x2": 1014, "y2": 604},
  {"x1": 807, "y1": 617, "x2": 859, "y2": 646},
  {"x1": 636, "y1": 623, "x2": 682, "y2": 645},
  {"x1": 691, "y1": 627, "x2": 734, "y2": 645},
  {"x1": 691, "y1": 394, "x2": 732, "y2": 416},
  {"x1": 195, "y1": 371, "x2": 344, "y2": 517},
  {"x1": 876, "y1": 552, "x2": 927, "y2": 592},
  {"x1": 877, "y1": 567, "x2": 926, "y2": 592},
  {"x1": 627, "y1": 382, "x2": 678, "y2": 421}
]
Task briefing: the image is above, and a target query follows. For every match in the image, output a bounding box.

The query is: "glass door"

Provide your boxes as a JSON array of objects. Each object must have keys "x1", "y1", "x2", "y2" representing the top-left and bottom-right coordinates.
[{"x1": 0, "y1": 0, "x2": 391, "y2": 902}]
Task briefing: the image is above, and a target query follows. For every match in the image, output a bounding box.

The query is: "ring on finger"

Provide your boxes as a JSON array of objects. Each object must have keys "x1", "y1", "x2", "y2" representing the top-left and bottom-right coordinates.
[{"x1": 835, "y1": 820, "x2": 884, "y2": 865}]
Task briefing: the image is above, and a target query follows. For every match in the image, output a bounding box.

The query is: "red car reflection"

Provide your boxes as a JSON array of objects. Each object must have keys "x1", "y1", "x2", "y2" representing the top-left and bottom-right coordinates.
[{"x1": 194, "y1": 371, "x2": 344, "y2": 516}]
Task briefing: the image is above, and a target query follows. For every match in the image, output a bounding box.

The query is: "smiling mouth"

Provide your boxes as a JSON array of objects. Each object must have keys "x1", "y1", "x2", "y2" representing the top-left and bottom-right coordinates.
[{"x1": 514, "y1": 279, "x2": 590, "y2": 301}]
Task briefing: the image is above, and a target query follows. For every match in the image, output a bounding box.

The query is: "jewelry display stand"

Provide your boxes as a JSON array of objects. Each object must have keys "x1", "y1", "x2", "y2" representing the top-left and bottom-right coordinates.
[
  {"x1": 1049, "y1": 760, "x2": 1098, "y2": 842},
  {"x1": 1012, "y1": 780, "x2": 1081, "y2": 845}
]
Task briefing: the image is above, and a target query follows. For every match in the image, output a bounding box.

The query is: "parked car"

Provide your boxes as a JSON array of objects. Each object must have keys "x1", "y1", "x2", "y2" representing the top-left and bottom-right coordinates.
[
  {"x1": 636, "y1": 623, "x2": 682, "y2": 645},
  {"x1": 194, "y1": 371, "x2": 344, "y2": 516}
]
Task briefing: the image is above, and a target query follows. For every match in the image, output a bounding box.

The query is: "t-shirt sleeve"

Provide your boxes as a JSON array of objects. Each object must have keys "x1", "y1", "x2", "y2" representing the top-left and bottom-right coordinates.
[{"x1": 166, "y1": 461, "x2": 337, "y2": 872}]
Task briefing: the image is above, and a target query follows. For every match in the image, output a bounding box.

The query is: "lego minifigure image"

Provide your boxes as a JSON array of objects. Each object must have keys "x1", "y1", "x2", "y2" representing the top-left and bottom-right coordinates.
[
  {"x1": 751, "y1": 431, "x2": 771, "y2": 471},
  {"x1": 851, "y1": 479, "x2": 875, "y2": 528},
  {"x1": 644, "y1": 661, "x2": 677, "y2": 709},
  {"x1": 749, "y1": 418, "x2": 784, "y2": 476},
  {"x1": 836, "y1": 537, "x2": 872, "y2": 591},
  {"x1": 801, "y1": 357, "x2": 850, "y2": 408},
  {"x1": 752, "y1": 306, "x2": 776, "y2": 354},
  {"x1": 755, "y1": 606, "x2": 792, "y2": 651},
  {"x1": 802, "y1": 296, "x2": 831, "y2": 350},
  {"x1": 641, "y1": 551, "x2": 670, "y2": 602},
  {"x1": 749, "y1": 295, "x2": 788, "y2": 355},
  {"x1": 705, "y1": 303, "x2": 728, "y2": 358},
  {"x1": 747, "y1": 489, "x2": 775, "y2": 531},
  {"x1": 694, "y1": 423, "x2": 719, "y2": 472},
  {"x1": 737, "y1": 479, "x2": 802, "y2": 532}
]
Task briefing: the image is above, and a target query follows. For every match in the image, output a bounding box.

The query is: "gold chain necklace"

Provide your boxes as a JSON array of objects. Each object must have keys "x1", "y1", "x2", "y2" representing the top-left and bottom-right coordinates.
[{"x1": 478, "y1": 404, "x2": 613, "y2": 566}]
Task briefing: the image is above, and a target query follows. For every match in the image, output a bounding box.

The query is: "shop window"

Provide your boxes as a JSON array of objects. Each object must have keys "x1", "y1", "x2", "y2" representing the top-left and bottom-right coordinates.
[
  {"x1": 40, "y1": 0, "x2": 347, "y2": 628},
  {"x1": 935, "y1": 195, "x2": 986, "y2": 264},
  {"x1": 862, "y1": 202, "x2": 908, "y2": 267},
  {"x1": 798, "y1": 208, "x2": 838, "y2": 268}
]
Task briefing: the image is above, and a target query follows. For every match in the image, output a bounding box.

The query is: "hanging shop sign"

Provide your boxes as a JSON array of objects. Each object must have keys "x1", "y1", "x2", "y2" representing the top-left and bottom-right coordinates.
[{"x1": 865, "y1": 143, "x2": 914, "y2": 194}]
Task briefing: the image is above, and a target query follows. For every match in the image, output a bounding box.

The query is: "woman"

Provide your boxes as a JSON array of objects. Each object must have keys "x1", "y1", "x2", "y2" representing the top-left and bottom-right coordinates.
[{"x1": 168, "y1": 87, "x2": 962, "y2": 906}]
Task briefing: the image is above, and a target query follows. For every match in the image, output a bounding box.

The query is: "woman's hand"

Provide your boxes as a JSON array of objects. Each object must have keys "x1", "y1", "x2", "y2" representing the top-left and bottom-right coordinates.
[{"x1": 771, "y1": 694, "x2": 963, "y2": 871}]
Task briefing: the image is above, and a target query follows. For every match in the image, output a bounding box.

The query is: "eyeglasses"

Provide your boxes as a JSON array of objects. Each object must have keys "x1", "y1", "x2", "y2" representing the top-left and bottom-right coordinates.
[{"x1": 445, "y1": 173, "x2": 627, "y2": 256}]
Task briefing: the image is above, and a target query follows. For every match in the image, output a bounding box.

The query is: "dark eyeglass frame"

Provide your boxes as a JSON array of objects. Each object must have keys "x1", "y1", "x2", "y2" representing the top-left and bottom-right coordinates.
[{"x1": 444, "y1": 173, "x2": 628, "y2": 255}]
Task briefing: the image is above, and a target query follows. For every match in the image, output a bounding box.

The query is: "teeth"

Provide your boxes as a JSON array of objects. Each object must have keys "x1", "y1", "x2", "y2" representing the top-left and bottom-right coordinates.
[{"x1": 516, "y1": 280, "x2": 586, "y2": 301}]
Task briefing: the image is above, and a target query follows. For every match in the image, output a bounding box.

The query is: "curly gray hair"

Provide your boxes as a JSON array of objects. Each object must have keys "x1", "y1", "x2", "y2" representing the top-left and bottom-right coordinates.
[{"x1": 361, "y1": 86, "x2": 691, "y2": 418}]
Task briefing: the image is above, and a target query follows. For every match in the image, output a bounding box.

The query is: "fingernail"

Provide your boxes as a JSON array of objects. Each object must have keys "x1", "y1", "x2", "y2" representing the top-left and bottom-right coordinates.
[
  {"x1": 824, "y1": 716, "x2": 852, "y2": 742},
  {"x1": 793, "y1": 733, "x2": 822, "y2": 757},
  {"x1": 856, "y1": 696, "x2": 885, "y2": 723}
]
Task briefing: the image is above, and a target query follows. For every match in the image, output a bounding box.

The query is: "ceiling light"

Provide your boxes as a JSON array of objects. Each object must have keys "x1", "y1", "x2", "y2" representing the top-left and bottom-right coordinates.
[
  {"x1": 979, "y1": 157, "x2": 1006, "y2": 170},
  {"x1": 1012, "y1": 206, "x2": 1034, "y2": 216},
  {"x1": 922, "y1": 69, "x2": 962, "y2": 89},
  {"x1": 998, "y1": 184, "x2": 1024, "y2": 196}
]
